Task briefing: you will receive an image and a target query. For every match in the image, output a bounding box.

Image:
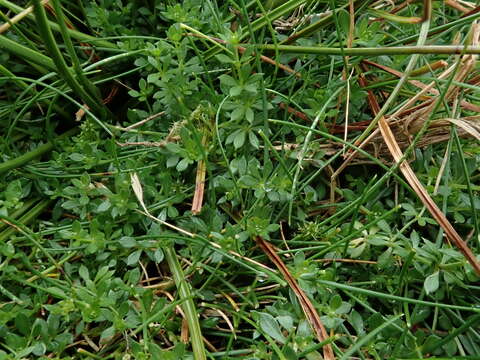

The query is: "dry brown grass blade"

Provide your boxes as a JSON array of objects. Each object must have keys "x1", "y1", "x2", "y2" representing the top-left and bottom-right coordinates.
[
  {"x1": 462, "y1": 3, "x2": 480, "y2": 17},
  {"x1": 255, "y1": 236, "x2": 335, "y2": 360},
  {"x1": 358, "y1": 72, "x2": 480, "y2": 276},
  {"x1": 363, "y1": 59, "x2": 480, "y2": 112},
  {"x1": 192, "y1": 129, "x2": 208, "y2": 215},
  {"x1": 445, "y1": 0, "x2": 470, "y2": 13},
  {"x1": 377, "y1": 117, "x2": 480, "y2": 275}
]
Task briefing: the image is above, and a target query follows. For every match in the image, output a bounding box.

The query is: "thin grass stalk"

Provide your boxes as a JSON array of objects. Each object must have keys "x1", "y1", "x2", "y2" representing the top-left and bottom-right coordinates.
[
  {"x1": 257, "y1": 130, "x2": 294, "y2": 182},
  {"x1": 288, "y1": 87, "x2": 343, "y2": 224},
  {"x1": 423, "y1": 313, "x2": 480, "y2": 354},
  {"x1": 0, "y1": 8, "x2": 43, "y2": 50},
  {"x1": 256, "y1": 236, "x2": 334, "y2": 360},
  {"x1": 390, "y1": 9, "x2": 480, "y2": 45},
  {"x1": 164, "y1": 247, "x2": 206, "y2": 360},
  {"x1": 281, "y1": 0, "x2": 367, "y2": 44},
  {"x1": 267, "y1": 119, "x2": 413, "y2": 194},
  {"x1": 1, "y1": 75, "x2": 112, "y2": 136},
  {"x1": 31, "y1": 0, "x2": 109, "y2": 117},
  {"x1": 318, "y1": 280, "x2": 480, "y2": 312},
  {"x1": 256, "y1": 44, "x2": 480, "y2": 55},
  {"x1": 26, "y1": 251, "x2": 77, "y2": 282},
  {"x1": 0, "y1": 34, "x2": 55, "y2": 70},
  {"x1": 452, "y1": 127, "x2": 480, "y2": 246},
  {"x1": 242, "y1": 0, "x2": 307, "y2": 40},
  {"x1": 336, "y1": 16, "x2": 430, "y2": 175},
  {"x1": 0, "y1": 199, "x2": 52, "y2": 242},
  {"x1": 0, "y1": 214, "x2": 62, "y2": 275},
  {"x1": 0, "y1": 127, "x2": 78, "y2": 176},
  {"x1": 0, "y1": 198, "x2": 37, "y2": 232},
  {"x1": 380, "y1": 25, "x2": 480, "y2": 274},
  {"x1": 245, "y1": 0, "x2": 277, "y2": 166},
  {"x1": 203, "y1": 0, "x2": 307, "y2": 60},
  {"x1": 0, "y1": 0, "x2": 49, "y2": 34},
  {"x1": 0, "y1": 65, "x2": 69, "y2": 119},
  {"x1": 50, "y1": 0, "x2": 102, "y2": 100},
  {"x1": 6, "y1": 72, "x2": 69, "y2": 145}
]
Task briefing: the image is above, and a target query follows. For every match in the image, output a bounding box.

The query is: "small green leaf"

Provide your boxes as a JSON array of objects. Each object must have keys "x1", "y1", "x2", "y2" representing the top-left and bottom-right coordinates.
[
  {"x1": 47, "y1": 287, "x2": 66, "y2": 299},
  {"x1": 153, "y1": 249, "x2": 164, "y2": 263},
  {"x1": 69, "y1": 153, "x2": 85, "y2": 162},
  {"x1": 258, "y1": 312, "x2": 286, "y2": 344},
  {"x1": 245, "y1": 107, "x2": 254, "y2": 123},
  {"x1": 15, "y1": 313, "x2": 31, "y2": 336},
  {"x1": 119, "y1": 236, "x2": 137, "y2": 248},
  {"x1": 78, "y1": 265, "x2": 90, "y2": 281},
  {"x1": 233, "y1": 130, "x2": 246, "y2": 149},
  {"x1": 32, "y1": 342, "x2": 46, "y2": 356},
  {"x1": 166, "y1": 156, "x2": 179, "y2": 168},
  {"x1": 219, "y1": 74, "x2": 237, "y2": 87},
  {"x1": 97, "y1": 200, "x2": 111, "y2": 212},
  {"x1": 230, "y1": 86, "x2": 243, "y2": 97},
  {"x1": 231, "y1": 107, "x2": 244, "y2": 122},
  {"x1": 127, "y1": 250, "x2": 142, "y2": 266},
  {"x1": 215, "y1": 54, "x2": 234, "y2": 64},
  {"x1": 330, "y1": 294, "x2": 342, "y2": 310},
  {"x1": 100, "y1": 326, "x2": 115, "y2": 343},
  {"x1": 238, "y1": 175, "x2": 258, "y2": 187},
  {"x1": 176, "y1": 158, "x2": 190, "y2": 172},
  {"x1": 424, "y1": 271, "x2": 440, "y2": 294},
  {"x1": 249, "y1": 131, "x2": 259, "y2": 149}
]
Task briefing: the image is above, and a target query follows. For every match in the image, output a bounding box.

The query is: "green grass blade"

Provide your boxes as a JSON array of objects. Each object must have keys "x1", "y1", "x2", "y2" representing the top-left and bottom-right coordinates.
[{"x1": 164, "y1": 246, "x2": 206, "y2": 360}]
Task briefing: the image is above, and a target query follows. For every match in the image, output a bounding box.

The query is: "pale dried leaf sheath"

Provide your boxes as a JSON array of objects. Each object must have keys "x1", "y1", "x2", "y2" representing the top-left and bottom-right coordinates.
[
  {"x1": 363, "y1": 59, "x2": 480, "y2": 113},
  {"x1": 130, "y1": 173, "x2": 147, "y2": 213},
  {"x1": 131, "y1": 173, "x2": 195, "y2": 237},
  {"x1": 378, "y1": 118, "x2": 480, "y2": 275},
  {"x1": 191, "y1": 159, "x2": 206, "y2": 215},
  {"x1": 0, "y1": 0, "x2": 50, "y2": 34},
  {"x1": 255, "y1": 236, "x2": 335, "y2": 360},
  {"x1": 192, "y1": 132, "x2": 209, "y2": 215}
]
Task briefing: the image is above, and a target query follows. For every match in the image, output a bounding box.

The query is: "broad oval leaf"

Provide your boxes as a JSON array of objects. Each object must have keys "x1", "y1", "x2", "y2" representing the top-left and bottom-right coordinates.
[{"x1": 258, "y1": 312, "x2": 286, "y2": 344}]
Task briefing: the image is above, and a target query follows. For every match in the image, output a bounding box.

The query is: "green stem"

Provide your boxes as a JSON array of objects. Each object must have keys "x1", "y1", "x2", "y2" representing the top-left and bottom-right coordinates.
[
  {"x1": 0, "y1": 198, "x2": 37, "y2": 233},
  {"x1": 50, "y1": 0, "x2": 102, "y2": 100},
  {"x1": 255, "y1": 44, "x2": 480, "y2": 56},
  {"x1": 288, "y1": 86, "x2": 343, "y2": 224},
  {"x1": 31, "y1": 0, "x2": 108, "y2": 118},
  {"x1": 0, "y1": 0, "x2": 116, "y2": 49},
  {"x1": 452, "y1": 128, "x2": 479, "y2": 246},
  {"x1": 203, "y1": 0, "x2": 307, "y2": 59},
  {"x1": 0, "y1": 64, "x2": 69, "y2": 119},
  {"x1": 422, "y1": 313, "x2": 480, "y2": 354},
  {"x1": 0, "y1": 127, "x2": 78, "y2": 176},
  {"x1": 340, "y1": 314, "x2": 403, "y2": 360},
  {"x1": 164, "y1": 246, "x2": 206, "y2": 360},
  {"x1": 318, "y1": 280, "x2": 480, "y2": 312},
  {"x1": 284, "y1": 0, "x2": 367, "y2": 44},
  {"x1": 0, "y1": 213, "x2": 61, "y2": 273},
  {"x1": 0, "y1": 34, "x2": 55, "y2": 70},
  {"x1": 351, "y1": 17, "x2": 430, "y2": 157}
]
